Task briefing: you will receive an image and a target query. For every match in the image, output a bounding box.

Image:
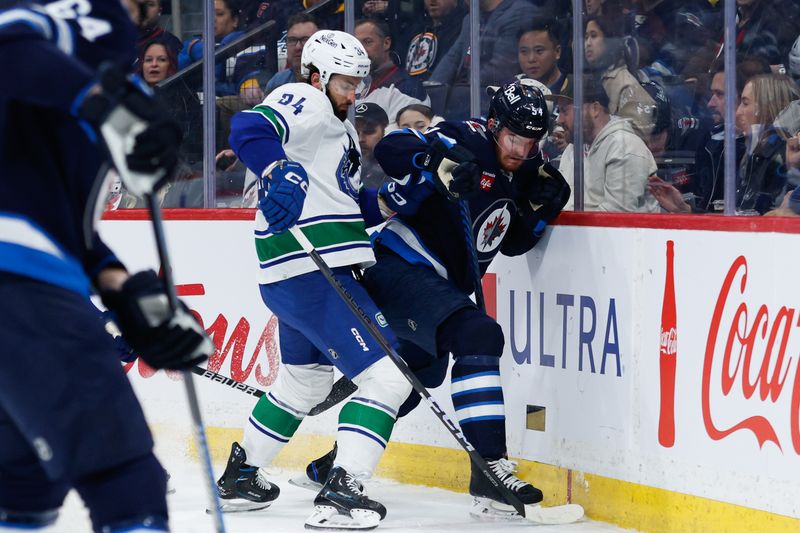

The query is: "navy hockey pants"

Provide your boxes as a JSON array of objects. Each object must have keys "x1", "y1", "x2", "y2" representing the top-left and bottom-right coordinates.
[{"x1": 0, "y1": 273, "x2": 166, "y2": 526}]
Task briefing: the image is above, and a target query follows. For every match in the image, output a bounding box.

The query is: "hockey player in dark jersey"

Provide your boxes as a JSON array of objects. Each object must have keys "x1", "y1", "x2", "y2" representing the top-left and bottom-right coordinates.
[
  {"x1": 304, "y1": 79, "x2": 570, "y2": 519},
  {"x1": 0, "y1": 1, "x2": 213, "y2": 532}
]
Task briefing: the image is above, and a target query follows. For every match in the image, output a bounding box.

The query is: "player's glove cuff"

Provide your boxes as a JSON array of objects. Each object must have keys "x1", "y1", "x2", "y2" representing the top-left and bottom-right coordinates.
[{"x1": 100, "y1": 270, "x2": 213, "y2": 370}]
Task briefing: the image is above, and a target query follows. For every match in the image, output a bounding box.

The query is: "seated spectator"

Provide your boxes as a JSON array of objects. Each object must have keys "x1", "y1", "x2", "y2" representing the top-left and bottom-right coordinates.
[
  {"x1": 729, "y1": 0, "x2": 799, "y2": 68},
  {"x1": 179, "y1": 0, "x2": 266, "y2": 98},
  {"x1": 358, "y1": 83, "x2": 428, "y2": 132},
  {"x1": 355, "y1": 18, "x2": 427, "y2": 102},
  {"x1": 138, "y1": 40, "x2": 203, "y2": 166},
  {"x1": 735, "y1": 73, "x2": 800, "y2": 213},
  {"x1": 355, "y1": 102, "x2": 390, "y2": 188},
  {"x1": 395, "y1": 103, "x2": 441, "y2": 132},
  {"x1": 556, "y1": 76, "x2": 659, "y2": 212},
  {"x1": 647, "y1": 59, "x2": 766, "y2": 214},
  {"x1": 136, "y1": 0, "x2": 181, "y2": 61},
  {"x1": 263, "y1": 13, "x2": 320, "y2": 95},
  {"x1": 516, "y1": 18, "x2": 571, "y2": 94},
  {"x1": 404, "y1": 0, "x2": 467, "y2": 81},
  {"x1": 429, "y1": 0, "x2": 555, "y2": 119},
  {"x1": 584, "y1": 15, "x2": 656, "y2": 140},
  {"x1": 139, "y1": 40, "x2": 177, "y2": 87}
]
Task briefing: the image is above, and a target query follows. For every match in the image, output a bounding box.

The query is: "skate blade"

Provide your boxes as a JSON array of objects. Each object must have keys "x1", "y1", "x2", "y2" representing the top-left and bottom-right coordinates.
[
  {"x1": 209, "y1": 499, "x2": 273, "y2": 513},
  {"x1": 305, "y1": 505, "x2": 381, "y2": 531},
  {"x1": 288, "y1": 475, "x2": 323, "y2": 492}
]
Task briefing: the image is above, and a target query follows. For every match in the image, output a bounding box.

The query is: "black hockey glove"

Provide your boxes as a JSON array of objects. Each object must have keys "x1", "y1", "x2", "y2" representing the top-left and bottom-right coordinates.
[
  {"x1": 100, "y1": 270, "x2": 214, "y2": 370},
  {"x1": 527, "y1": 162, "x2": 570, "y2": 223},
  {"x1": 78, "y1": 63, "x2": 182, "y2": 197},
  {"x1": 422, "y1": 138, "x2": 482, "y2": 200}
]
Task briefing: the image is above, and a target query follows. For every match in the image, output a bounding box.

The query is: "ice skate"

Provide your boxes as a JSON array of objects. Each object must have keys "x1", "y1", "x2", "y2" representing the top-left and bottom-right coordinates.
[
  {"x1": 214, "y1": 442, "x2": 279, "y2": 513},
  {"x1": 289, "y1": 443, "x2": 338, "y2": 492},
  {"x1": 305, "y1": 466, "x2": 386, "y2": 530},
  {"x1": 468, "y1": 457, "x2": 542, "y2": 520}
]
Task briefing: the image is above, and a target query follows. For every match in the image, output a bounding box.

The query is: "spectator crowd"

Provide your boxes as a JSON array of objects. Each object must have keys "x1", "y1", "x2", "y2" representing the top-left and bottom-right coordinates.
[{"x1": 116, "y1": 0, "x2": 800, "y2": 216}]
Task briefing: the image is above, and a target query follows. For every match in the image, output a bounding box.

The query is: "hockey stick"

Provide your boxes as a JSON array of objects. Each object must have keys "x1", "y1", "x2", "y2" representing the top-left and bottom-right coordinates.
[
  {"x1": 187, "y1": 366, "x2": 356, "y2": 416},
  {"x1": 459, "y1": 199, "x2": 485, "y2": 311},
  {"x1": 144, "y1": 194, "x2": 227, "y2": 533},
  {"x1": 288, "y1": 227, "x2": 583, "y2": 525}
]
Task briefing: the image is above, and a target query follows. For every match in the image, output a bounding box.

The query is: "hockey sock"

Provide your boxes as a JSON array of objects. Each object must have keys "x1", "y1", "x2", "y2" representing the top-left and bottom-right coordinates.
[
  {"x1": 243, "y1": 392, "x2": 304, "y2": 466},
  {"x1": 335, "y1": 396, "x2": 398, "y2": 476},
  {"x1": 451, "y1": 355, "x2": 507, "y2": 460}
]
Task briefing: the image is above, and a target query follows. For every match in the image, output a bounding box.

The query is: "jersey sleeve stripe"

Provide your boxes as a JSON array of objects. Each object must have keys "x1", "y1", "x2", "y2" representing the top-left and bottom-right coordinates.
[
  {"x1": 255, "y1": 220, "x2": 369, "y2": 263},
  {"x1": 249, "y1": 105, "x2": 290, "y2": 144}
]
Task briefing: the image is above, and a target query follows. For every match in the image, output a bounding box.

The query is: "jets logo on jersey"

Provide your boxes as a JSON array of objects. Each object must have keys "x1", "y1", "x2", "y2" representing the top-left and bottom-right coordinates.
[
  {"x1": 336, "y1": 135, "x2": 361, "y2": 200},
  {"x1": 475, "y1": 201, "x2": 512, "y2": 254},
  {"x1": 406, "y1": 32, "x2": 437, "y2": 76}
]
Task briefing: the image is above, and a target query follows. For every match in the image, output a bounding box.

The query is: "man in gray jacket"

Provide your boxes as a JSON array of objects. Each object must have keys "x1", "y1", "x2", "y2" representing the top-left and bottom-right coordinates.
[
  {"x1": 429, "y1": 0, "x2": 555, "y2": 119},
  {"x1": 554, "y1": 77, "x2": 658, "y2": 212}
]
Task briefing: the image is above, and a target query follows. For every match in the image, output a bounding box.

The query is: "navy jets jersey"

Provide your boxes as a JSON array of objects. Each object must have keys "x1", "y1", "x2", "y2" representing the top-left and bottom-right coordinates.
[
  {"x1": 374, "y1": 119, "x2": 546, "y2": 295},
  {"x1": 0, "y1": 1, "x2": 137, "y2": 295}
]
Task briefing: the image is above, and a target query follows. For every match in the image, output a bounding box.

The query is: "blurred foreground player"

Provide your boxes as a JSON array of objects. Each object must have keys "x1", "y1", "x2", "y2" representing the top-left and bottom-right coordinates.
[
  {"x1": 304, "y1": 79, "x2": 570, "y2": 519},
  {"x1": 0, "y1": 1, "x2": 213, "y2": 531}
]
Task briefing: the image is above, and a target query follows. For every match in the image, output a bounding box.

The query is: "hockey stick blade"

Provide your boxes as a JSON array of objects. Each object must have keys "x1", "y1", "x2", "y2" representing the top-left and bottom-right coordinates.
[{"x1": 523, "y1": 503, "x2": 584, "y2": 525}]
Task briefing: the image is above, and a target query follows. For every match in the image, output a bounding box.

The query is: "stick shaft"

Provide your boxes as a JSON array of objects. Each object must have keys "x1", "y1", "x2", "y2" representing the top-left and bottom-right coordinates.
[{"x1": 288, "y1": 226, "x2": 526, "y2": 517}]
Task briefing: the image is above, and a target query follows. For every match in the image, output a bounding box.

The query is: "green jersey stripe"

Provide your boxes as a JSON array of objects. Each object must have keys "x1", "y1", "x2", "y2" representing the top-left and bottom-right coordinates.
[
  {"x1": 250, "y1": 394, "x2": 302, "y2": 439},
  {"x1": 338, "y1": 401, "x2": 396, "y2": 443},
  {"x1": 256, "y1": 220, "x2": 369, "y2": 262},
  {"x1": 250, "y1": 105, "x2": 286, "y2": 143}
]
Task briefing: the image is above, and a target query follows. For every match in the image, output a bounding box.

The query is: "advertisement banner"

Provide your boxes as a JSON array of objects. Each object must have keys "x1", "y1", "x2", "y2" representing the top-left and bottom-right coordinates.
[{"x1": 99, "y1": 214, "x2": 800, "y2": 518}]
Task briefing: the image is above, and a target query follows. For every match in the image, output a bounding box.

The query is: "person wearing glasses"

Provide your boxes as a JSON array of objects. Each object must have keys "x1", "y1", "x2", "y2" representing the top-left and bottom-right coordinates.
[{"x1": 264, "y1": 13, "x2": 320, "y2": 95}]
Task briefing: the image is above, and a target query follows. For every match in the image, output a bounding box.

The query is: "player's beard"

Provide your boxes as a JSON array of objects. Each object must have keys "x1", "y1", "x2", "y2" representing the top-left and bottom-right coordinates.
[{"x1": 327, "y1": 92, "x2": 349, "y2": 121}]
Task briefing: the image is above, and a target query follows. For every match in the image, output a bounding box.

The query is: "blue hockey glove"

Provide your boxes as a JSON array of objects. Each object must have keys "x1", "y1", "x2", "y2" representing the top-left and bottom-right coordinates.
[
  {"x1": 379, "y1": 172, "x2": 437, "y2": 216},
  {"x1": 422, "y1": 137, "x2": 482, "y2": 200},
  {"x1": 258, "y1": 160, "x2": 309, "y2": 234},
  {"x1": 100, "y1": 270, "x2": 213, "y2": 370},
  {"x1": 78, "y1": 63, "x2": 182, "y2": 197}
]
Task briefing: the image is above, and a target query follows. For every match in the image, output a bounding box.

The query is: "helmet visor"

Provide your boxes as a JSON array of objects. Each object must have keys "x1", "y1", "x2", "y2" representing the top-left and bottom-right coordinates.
[{"x1": 494, "y1": 128, "x2": 540, "y2": 160}]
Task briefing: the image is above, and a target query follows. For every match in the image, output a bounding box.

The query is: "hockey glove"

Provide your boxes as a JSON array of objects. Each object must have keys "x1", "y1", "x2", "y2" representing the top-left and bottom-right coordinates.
[
  {"x1": 422, "y1": 138, "x2": 482, "y2": 200},
  {"x1": 100, "y1": 270, "x2": 214, "y2": 370},
  {"x1": 258, "y1": 160, "x2": 309, "y2": 234},
  {"x1": 78, "y1": 63, "x2": 182, "y2": 197},
  {"x1": 379, "y1": 172, "x2": 437, "y2": 216},
  {"x1": 526, "y1": 162, "x2": 570, "y2": 224}
]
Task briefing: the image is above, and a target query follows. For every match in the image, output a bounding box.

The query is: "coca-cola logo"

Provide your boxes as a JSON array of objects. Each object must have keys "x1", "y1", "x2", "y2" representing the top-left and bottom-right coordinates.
[
  {"x1": 660, "y1": 327, "x2": 677, "y2": 356},
  {"x1": 123, "y1": 283, "x2": 280, "y2": 387},
  {"x1": 702, "y1": 255, "x2": 800, "y2": 454}
]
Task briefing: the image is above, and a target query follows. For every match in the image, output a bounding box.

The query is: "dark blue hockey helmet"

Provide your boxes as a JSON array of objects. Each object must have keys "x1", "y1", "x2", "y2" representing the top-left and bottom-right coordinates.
[{"x1": 487, "y1": 79, "x2": 550, "y2": 139}]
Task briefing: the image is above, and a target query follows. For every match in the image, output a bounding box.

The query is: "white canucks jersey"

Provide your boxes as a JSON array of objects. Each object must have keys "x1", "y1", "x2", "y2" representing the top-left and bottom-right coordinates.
[{"x1": 244, "y1": 83, "x2": 374, "y2": 284}]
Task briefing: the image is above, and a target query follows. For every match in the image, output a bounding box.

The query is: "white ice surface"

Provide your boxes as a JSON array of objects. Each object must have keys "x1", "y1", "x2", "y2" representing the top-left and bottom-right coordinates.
[{"x1": 44, "y1": 459, "x2": 636, "y2": 533}]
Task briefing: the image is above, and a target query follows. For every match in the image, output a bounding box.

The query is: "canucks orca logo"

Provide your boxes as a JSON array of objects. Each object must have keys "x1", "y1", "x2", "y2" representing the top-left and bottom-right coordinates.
[
  {"x1": 474, "y1": 200, "x2": 513, "y2": 256},
  {"x1": 336, "y1": 134, "x2": 361, "y2": 199}
]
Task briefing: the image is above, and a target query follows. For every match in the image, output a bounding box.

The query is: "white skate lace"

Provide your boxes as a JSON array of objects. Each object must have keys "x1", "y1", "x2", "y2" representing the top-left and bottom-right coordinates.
[
  {"x1": 255, "y1": 469, "x2": 271, "y2": 491},
  {"x1": 490, "y1": 458, "x2": 527, "y2": 492},
  {"x1": 342, "y1": 471, "x2": 367, "y2": 495}
]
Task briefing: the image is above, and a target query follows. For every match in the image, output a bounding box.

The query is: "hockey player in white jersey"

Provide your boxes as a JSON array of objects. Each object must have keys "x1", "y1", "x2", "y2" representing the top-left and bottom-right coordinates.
[{"x1": 218, "y1": 30, "x2": 412, "y2": 530}]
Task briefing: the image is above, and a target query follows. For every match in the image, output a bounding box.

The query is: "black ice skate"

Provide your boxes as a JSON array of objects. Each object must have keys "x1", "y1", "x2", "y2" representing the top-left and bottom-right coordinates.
[
  {"x1": 305, "y1": 466, "x2": 386, "y2": 530},
  {"x1": 469, "y1": 457, "x2": 543, "y2": 520},
  {"x1": 289, "y1": 443, "x2": 338, "y2": 492},
  {"x1": 214, "y1": 442, "x2": 279, "y2": 513}
]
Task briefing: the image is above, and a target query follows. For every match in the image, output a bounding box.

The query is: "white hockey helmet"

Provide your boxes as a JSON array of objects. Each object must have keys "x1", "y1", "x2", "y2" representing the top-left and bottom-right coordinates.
[{"x1": 300, "y1": 30, "x2": 371, "y2": 91}]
